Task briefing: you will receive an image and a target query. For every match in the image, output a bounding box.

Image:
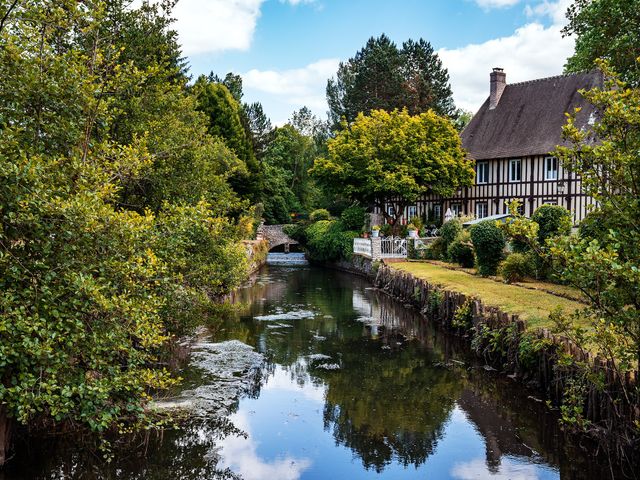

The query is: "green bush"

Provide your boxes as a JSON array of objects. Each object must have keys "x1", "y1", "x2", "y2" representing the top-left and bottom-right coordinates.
[
  {"x1": 425, "y1": 237, "x2": 446, "y2": 260},
  {"x1": 305, "y1": 220, "x2": 357, "y2": 262},
  {"x1": 447, "y1": 231, "x2": 475, "y2": 268},
  {"x1": 498, "y1": 252, "x2": 533, "y2": 283},
  {"x1": 578, "y1": 210, "x2": 610, "y2": 243},
  {"x1": 380, "y1": 224, "x2": 393, "y2": 237},
  {"x1": 309, "y1": 208, "x2": 331, "y2": 222},
  {"x1": 470, "y1": 221, "x2": 506, "y2": 276},
  {"x1": 531, "y1": 204, "x2": 572, "y2": 244},
  {"x1": 440, "y1": 218, "x2": 463, "y2": 254},
  {"x1": 283, "y1": 223, "x2": 308, "y2": 243},
  {"x1": 340, "y1": 205, "x2": 366, "y2": 230}
]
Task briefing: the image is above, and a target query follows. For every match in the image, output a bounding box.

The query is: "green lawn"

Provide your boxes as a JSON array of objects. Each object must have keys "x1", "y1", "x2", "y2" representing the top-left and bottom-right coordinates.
[{"x1": 393, "y1": 261, "x2": 588, "y2": 329}]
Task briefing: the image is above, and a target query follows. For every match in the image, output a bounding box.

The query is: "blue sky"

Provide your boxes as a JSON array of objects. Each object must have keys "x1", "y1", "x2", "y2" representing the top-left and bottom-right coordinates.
[{"x1": 169, "y1": 0, "x2": 574, "y2": 124}]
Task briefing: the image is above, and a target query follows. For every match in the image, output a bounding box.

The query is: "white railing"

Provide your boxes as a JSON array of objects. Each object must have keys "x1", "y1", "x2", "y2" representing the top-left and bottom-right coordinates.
[
  {"x1": 380, "y1": 237, "x2": 407, "y2": 258},
  {"x1": 353, "y1": 238, "x2": 373, "y2": 258}
]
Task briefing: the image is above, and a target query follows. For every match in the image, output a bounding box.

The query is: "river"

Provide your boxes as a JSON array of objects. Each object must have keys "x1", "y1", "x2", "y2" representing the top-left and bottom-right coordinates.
[{"x1": 3, "y1": 265, "x2": 617, "y2": 479}]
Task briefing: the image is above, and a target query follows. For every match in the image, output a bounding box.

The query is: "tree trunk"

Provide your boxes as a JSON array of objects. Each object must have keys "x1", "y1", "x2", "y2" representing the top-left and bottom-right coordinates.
[{"x1": 0, "y1": 405, "x2": 12, "y2": 466}]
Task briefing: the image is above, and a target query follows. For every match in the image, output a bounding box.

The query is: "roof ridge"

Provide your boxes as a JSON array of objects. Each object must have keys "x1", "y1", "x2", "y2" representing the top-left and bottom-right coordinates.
[{"x1": 508, "y1": 70, "x2": 596, "y2": 87}]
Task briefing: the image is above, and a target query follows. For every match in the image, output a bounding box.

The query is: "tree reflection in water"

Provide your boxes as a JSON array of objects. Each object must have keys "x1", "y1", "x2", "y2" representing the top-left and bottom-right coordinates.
[{"x1": 4, "y1": 266, "x2": 615, "y2": 479}]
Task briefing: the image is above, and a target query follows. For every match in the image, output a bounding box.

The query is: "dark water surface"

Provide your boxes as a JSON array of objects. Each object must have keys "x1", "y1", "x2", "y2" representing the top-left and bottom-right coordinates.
[{"x1": 3, "y1": 266, "x2": 617, "y2": 479}]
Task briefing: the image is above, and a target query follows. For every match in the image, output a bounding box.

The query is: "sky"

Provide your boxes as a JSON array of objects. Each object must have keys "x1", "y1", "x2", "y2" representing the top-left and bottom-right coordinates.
[{"x1": 169, "y1": 0, "x2": 575, "y2": 125}]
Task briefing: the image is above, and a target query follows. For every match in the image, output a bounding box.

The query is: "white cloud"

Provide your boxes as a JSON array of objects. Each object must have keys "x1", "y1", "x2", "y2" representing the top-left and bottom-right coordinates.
[
  {"x1": 217, "y1": 410, "x2": 312, "y2": 480},
  {"x1": 242, "y1": 58, "x2": 340, "y2": 123},
  {"x1": 439, "y1": 0, "x2": 574, "y2": 112},
  {"x1": 474, "y1": 0, "x2": 521, "y2": 9},
  {"x1": 170, "y1": 0, "x2": 264, "y2": 55}
]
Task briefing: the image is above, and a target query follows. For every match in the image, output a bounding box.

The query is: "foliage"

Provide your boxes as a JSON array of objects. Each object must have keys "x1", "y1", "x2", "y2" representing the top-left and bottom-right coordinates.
[
  {"x1": 326, "y1": 35, "x2": 456, "y2": 127},
  {"x1": 447, "y1": 231, "x2": 475, "y2": 268},
  {"x1": 192, "y1": 76, "x2": 263, "y2": 202},
  {"x1": 470, "y1": 221, "x2": 506, "y2": 276},
  {"x1": 498, "y1": 253, "x2": 533, "y2": 284},
  {"x1": 531, "y1": 204, "x2": 572, "y2": 245},
  {"x1": 304, "y1": 220, "x2": 357, "y2": 262},
  {"x1": 578, "y1": 210, "x2": 611, "y2": 244},
  {"x1": 0, "y1": 0, "x2": 251, "y2": 457},
  {"x1": 425, "y1": 237, "x2": 446, "y2": 260},
  {"x1": 340, "y1": 206, "x2": 366, "y2": 231},
  {"x1": 310, "y1": 209, "x2": 331, "y2": 222},
  {"x1": 439, "y1": 219, "x2": 463, "y2": 256},
  {"x1": 452, "y1": 299, "x2": 473, "y2": 330},
  {"x1": 563, "y1": 0, "x2": 640, "y2": 85},
  {"x1": 311, "y1": 109, "x2": 473, "y2": 230},
  {"x1": 282, "y1": 223, "x2": 308, "y2": 244}
]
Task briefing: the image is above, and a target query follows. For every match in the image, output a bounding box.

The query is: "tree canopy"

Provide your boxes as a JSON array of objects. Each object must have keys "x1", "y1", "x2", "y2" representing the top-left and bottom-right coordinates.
[
  {"x1": 326, "y1": 35, "x2": 456, "y2": 127},
  {"x1": 563, "y1": 0, "x2": 640, "y2": 85},
  {"x1": 310, "y1": 109, "x2": 474, "y2": 226}
]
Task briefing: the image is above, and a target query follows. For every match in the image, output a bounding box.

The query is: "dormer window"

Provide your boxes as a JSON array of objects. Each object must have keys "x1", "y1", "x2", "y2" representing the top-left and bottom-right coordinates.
[
  {"x1": 477, "y1": 161, "x2": 489, "y2": 184},
  {"x1": 545, "y1": 156, "x2": 558, "y2": 180}
]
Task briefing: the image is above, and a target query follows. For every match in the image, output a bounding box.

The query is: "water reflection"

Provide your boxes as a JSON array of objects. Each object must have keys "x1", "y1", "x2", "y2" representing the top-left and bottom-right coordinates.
[{"x1": 3, "y1": 266, "x2": 615, "y2": 479}]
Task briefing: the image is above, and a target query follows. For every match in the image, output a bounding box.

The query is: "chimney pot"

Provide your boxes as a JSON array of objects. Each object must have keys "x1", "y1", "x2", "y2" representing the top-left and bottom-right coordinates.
[{"x1": 490, "y1": 67, "x2": 506, "y2": 110}]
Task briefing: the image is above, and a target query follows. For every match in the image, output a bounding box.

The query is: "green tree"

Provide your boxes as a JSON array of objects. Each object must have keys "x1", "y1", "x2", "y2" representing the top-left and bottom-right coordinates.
[
  {"x1": 326, "y1": 35, "x2": 456, "y2": 127},
  {"x1": 0, "y1": 0, "x2": 250, "y2": 464},
  {"x1": 193, "y1": 76, "x2": 263, "y2": 202},
  {"x1": 563, "y1": 0, "x2": 640, "y2": 85},
  {"x1": 310, "y1": 109, "x2": 474, "y2": 229},
  {"x1": 245, "y1": 101, "x2": 273, "y2": 160},
  {"x1": 554, "y1": 60, "x2": 640, "y2": 371}
]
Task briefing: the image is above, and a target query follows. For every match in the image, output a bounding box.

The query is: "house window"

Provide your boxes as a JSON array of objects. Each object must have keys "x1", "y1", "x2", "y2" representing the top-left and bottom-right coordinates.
[
  {"x1": 476, "y1": 202, "x2": 488, "y2": 219},
  {"x1": 509, "y1": 158, "x2": 522, "y2": 182},
  {"x1": 387, "y1": 206, "x2": 395, "y2": 218},
  {"x1": 477, "y1": 161, "x2": 489, "y2": 184},
  {"x1": 450, "y1": 203, "x2": 462, "y2": 216},
  {"x1": 406, "y1": 205, "x2": 417, "y2": 222},
  {"x1": 545, "y1": 156, "x2": 558, "y2": 180},
  {"x1": 432, "y1": 204, "x2": 442, "y2": 222}
]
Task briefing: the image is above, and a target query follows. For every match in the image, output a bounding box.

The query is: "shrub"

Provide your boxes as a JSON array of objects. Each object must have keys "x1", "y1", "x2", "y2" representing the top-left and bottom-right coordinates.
[
  {"x1": 447, "y1": 231, "x2": 475, "y2": 268},
  {"x1": 439, "y1": 218, "x2": 463, "y2": 254},
  {"x1": 425, "y1": 237, "x2": 446, "y2": 260},
  {"x1": 380, "y1": 224, "x2": 393, "y2": 237},
  {"x1": 531, "y1": 204, "x2": 572, "y2": 245},
  {"x1": 305, "y1": 220, "x2": 356, "y2": 262},
  {"x1": 470, "y1": 221, "x2": 506, "y2": 276},
  {"x1": 309, "y1": 208, "x2": 331, "y2": 222},
  {"x1": 340, "y1": 205, "x2": 366, "y2": 230},
  {"x1": 578, "y1": 210, "x2": 610, "y2": 243},
  {"x1": 283, "y1": 223, "x2": 308, "y2": 243},
  {"x1": 498, "y1": 252, "x2": 533, "y2": 283}
]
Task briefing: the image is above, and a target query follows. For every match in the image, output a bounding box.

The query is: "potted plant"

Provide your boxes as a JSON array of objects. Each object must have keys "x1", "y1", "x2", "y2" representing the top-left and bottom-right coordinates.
[
  {"x1": 407, "y1": 223, "x2": 419, "y2": 238},
  {"x1": 371, "y1": 225, "x2": 380, "y2": 238}
]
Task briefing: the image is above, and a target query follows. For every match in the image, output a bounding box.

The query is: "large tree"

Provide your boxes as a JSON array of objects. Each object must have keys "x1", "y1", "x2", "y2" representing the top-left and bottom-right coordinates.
[
  {"x1": 326, "y1": 35, "x2": 456, "y2": 127},
  {"x1": 563, "y1": 0, "x2": 640, "y2": 85},
  {"x1": 310, "y1": 109, "x2": 474, "y2": 228},
  {"x1": 192, "y1": 76, "x2": 263, "y2": 202},
  {"x1": 553, "y1": 60, "x2": 640, "y2": 372}
]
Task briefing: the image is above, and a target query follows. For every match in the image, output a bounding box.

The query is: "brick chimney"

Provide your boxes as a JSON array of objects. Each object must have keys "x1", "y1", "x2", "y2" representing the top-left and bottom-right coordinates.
[{"x1": 489, "y1": 67, "x2": 506, "y2": 110}]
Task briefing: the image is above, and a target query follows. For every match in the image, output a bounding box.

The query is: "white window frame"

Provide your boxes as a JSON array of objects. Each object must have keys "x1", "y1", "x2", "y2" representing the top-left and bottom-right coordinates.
[
  {"x1": 476, "y1": 202, "x2": 488, "y2": 219},
  {"x1": 476, "y1": 161, "x2": 489, "y2": 184},
  {"x1": 545, "y1": 156, "x2": 558, "y2": 181},
  {"x1": 509, "y1": 158, "x2": 522, "y2": 182},
  {"x1": 406, "y1": 205, "x2": 417, "y2": 221},
  {"x1": 387, "y1": 206, "x2": 395, "y2": 218},
  {"x1": 450, "y1": 203, "x2": 462, "y2": 216}
]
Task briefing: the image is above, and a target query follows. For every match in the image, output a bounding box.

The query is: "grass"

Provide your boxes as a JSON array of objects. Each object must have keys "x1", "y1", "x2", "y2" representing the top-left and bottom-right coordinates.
[{"x1": 393, "y1": 261, "x2": 588, "y2": 330}]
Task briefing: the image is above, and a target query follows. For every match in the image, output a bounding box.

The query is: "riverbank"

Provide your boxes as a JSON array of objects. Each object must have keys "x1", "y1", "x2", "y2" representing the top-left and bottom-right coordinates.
[{"x1": 329, "y1": 255, "x2": 638, "y2": 470}]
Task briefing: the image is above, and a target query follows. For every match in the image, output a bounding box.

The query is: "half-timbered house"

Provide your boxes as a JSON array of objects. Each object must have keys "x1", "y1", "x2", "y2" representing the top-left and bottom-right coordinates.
[{"x1": 381, "y1": 68, "x2": 602, "y2": 226}]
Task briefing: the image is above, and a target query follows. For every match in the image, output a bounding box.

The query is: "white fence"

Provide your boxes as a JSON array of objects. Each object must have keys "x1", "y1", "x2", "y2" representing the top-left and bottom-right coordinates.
[
  {"x1": 353, "y1": 238, "x2": 373, "y2": 258},
  {"x1": 352, "y1": 237, "x2": 408, "y2": 260},
  {"x1": 380, "y1": 237, "x2": 407, "y2": 259}
]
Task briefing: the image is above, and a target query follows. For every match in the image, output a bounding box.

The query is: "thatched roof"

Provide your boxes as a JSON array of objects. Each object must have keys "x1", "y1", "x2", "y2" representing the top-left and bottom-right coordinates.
[{"x1": 461, "y1": 71, "x2": 602, "y2": 160}]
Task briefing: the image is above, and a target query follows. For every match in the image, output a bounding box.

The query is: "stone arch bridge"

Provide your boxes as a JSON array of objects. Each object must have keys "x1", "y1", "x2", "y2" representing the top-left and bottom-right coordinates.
[{"x1": 257, "y1": 224, "x2": 299, "y2": 252}]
